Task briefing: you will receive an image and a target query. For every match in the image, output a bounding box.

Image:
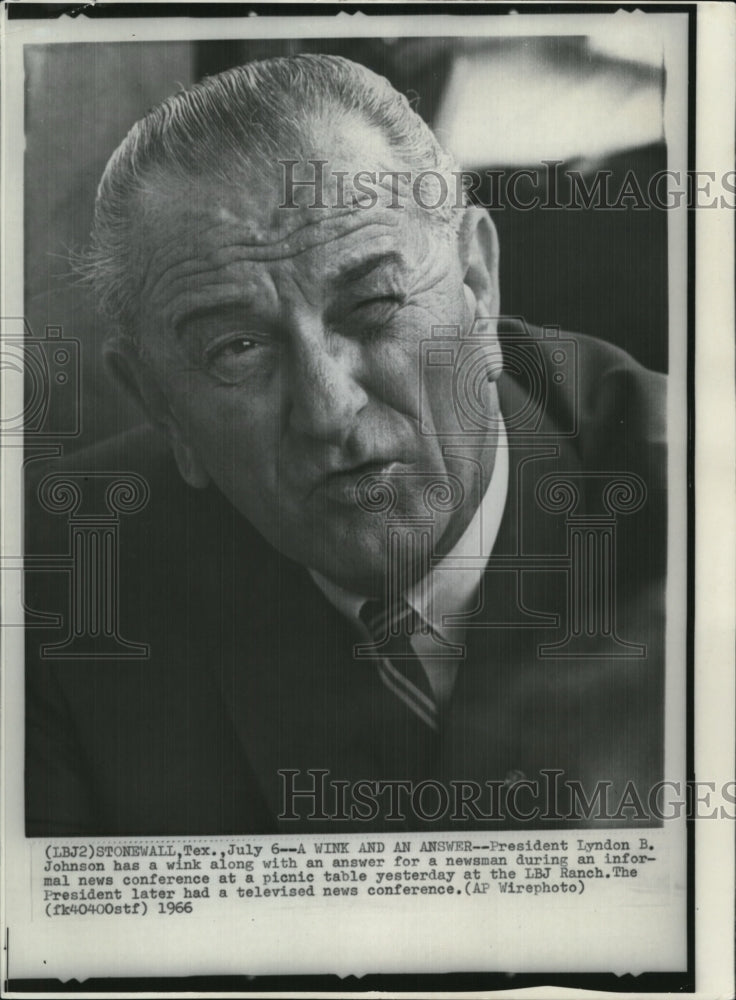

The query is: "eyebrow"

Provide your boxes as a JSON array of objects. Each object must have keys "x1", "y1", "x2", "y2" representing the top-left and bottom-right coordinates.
[
  {"x1": 173, "y1": 300, "x2": 253, "y2": 339},
  {"x1": 335, "y1": 251, "x2": 406, "y2": 287}
]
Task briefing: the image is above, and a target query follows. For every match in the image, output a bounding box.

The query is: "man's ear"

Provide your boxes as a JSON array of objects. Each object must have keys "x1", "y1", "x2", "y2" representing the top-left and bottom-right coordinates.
[
  {"x1": 458, "y1": 206, "x2": 500, "y2": 318},
  {"x1": 103, "y1": 336, "x2": 210, "y2": 489}
]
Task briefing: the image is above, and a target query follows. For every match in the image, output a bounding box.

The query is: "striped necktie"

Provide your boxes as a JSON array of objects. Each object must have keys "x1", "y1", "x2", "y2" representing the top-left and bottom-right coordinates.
[{"x1": 359, "y1": 597, "x2": 440, "y2": 732}]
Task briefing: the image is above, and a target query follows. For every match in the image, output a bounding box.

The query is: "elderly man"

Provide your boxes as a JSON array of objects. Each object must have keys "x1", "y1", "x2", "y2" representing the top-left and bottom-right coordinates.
[{"x1": 25, "y1": 55, "x2": 666, "y2": 835}]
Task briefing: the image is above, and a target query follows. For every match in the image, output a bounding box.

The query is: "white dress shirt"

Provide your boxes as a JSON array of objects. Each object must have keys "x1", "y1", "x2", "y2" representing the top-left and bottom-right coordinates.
[{"x1": 310, "y1": 418, "x2": 509, "y2": 704}]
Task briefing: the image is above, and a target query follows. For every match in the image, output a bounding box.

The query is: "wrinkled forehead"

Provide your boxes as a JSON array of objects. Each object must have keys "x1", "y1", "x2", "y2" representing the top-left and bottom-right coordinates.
[
  {"x1": 139, "y1": 172, "x2": 413, "y2": 252},
  {"x1": 134, "y1": 117, "x2": 454, "y2": 257},
  {"x1": 136, "y1": 161, "x2": 443, "y2": 246},
  {"x1": 131, "y1": 175, "x2": 459, "y2": 327}
]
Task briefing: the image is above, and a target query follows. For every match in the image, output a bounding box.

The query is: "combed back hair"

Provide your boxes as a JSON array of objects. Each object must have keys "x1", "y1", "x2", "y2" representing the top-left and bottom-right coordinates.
[{"x1": 79, "y1": 53, "x2": 465, "y2": 347}]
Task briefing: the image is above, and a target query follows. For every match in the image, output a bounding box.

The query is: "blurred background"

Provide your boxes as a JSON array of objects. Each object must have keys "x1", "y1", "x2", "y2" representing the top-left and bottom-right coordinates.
[{"x1": 24, "y1": 36, "x2": 669, "y2": 452}]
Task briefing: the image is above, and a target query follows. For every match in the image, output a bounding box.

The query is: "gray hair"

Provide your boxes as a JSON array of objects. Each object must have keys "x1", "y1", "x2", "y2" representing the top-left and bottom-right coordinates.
[{"x1": 79, "y1": 53, "x2": 464, "y2": 346}]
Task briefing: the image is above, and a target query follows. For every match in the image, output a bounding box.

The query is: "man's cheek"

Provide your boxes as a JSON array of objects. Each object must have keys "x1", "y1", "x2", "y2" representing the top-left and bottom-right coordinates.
[{"x1": 374, "y1": 335, "x2": 423, "y2": 413}]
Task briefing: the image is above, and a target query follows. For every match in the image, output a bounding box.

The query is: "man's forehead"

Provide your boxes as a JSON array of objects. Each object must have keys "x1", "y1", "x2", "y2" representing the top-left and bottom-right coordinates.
[
  {"x1": 140, "y1": 173, "x2": 422, "y2": 250},
  {"x1": 133, "y1": 174, "x2": 448, "y2": 332},
  {"x1": 134, "y1": 182, "x2": 444, "y2": 316},
  {"x1": 135, "y1": 114, "x2": 445, "y2": 259}
]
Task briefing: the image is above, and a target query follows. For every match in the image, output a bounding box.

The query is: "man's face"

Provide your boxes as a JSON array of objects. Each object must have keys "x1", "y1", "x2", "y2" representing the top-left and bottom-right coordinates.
[{"x1": 129, "y1": 131, "x2": 500, "y2": 593}]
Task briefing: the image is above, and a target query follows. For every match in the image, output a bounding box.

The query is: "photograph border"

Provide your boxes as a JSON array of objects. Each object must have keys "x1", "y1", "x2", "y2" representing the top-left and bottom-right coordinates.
[{"x1": 2, "y1": 1, "x2": 716, "y2": 994}]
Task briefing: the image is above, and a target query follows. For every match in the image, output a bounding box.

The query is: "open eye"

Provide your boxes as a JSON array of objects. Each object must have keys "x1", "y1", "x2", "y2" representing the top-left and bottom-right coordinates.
[
  {"x1": 209, "y1": 336, "x2": 255, "y2": 359},
  {"x1": 203, "y1": 333, "x2": 261, "y2": 380}
]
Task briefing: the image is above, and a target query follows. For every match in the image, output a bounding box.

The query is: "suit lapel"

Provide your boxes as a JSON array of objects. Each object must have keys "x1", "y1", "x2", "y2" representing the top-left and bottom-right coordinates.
[
  {"x1": 437, "y1": 365, "x2": 584, "y2": 795},
  {"x1": 438, "y1": 363, "x2": 665, "y2": 820}
]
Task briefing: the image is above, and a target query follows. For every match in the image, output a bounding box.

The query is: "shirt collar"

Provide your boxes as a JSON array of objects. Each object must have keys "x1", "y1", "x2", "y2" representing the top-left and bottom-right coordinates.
[{"x1": 310, "y1": 416, "x2": 509, "y2": 638}]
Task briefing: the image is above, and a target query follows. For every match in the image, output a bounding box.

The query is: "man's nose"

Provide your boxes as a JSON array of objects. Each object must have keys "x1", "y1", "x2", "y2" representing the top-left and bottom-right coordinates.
[{"x1": 286, "y1": 320, "x2": 369, "y2": 443}]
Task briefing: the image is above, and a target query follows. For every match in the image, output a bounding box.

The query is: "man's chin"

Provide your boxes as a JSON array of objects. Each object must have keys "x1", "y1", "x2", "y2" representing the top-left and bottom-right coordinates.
[
  {"x1": 309, "y1": 523, "x2": 444, "y2": 597},
  {"x1": 269, "y1": 502, "x2": 457, "y2": 595},
  {"x1": 312, "y1": 542, "x2": 389, "y2": 598}
]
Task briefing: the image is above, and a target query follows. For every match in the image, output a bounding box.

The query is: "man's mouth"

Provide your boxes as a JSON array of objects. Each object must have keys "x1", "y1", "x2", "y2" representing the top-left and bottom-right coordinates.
[{"x1": 316, "y1": 459, "x2": 405, "y2": 505}]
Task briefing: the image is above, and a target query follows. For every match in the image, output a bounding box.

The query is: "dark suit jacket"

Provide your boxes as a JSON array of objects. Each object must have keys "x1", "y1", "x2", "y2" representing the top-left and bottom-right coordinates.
[{"x1": 25, "y1": 322, "x2": 668, "y2": 835}]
